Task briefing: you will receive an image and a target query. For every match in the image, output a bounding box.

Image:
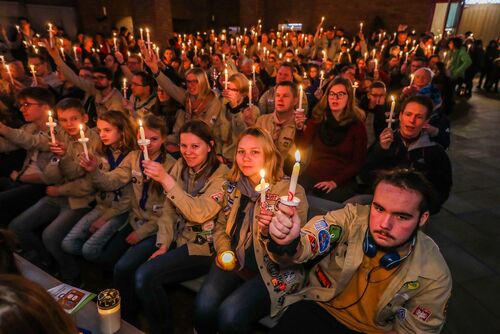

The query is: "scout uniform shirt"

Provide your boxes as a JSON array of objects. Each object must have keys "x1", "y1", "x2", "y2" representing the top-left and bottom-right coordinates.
[
  {"x1": 267, "y1": 204, "x2": 452, "y2": 333},
  {"x1": 90, "y1": 150, "x2": 176, "y2": 243},
  {"x1": 0, "y1": 123, "x2": 53, "y2": 183},
  {"x1": 43, "y1": 126, "x2": 101, "y2": 209},
  {"x1": 130, "y1": 94, "x2": 157, "y2": 119},
  {"x1": 255, "y1": 113, "x2": 297, "y2": 160},
  {"x1": 213, "y1": 99, "x2": 260, "y2": 163},
  {"x1": 157, "y1": 159, "x2": 228, "y2": 256},
  {"x1": 213, "y1": 178, "x2": 309, "y2": 317}
]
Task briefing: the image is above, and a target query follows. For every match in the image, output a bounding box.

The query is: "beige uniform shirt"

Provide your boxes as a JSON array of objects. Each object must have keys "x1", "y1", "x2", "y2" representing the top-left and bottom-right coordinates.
[
  {"x1": 267, "y1": 204, "x2": 452, "y2": 332},
  {"x1": 214, "y1": 178, "x2": 309, "y2": 316},
  {"x1": 91, "y1": 150, "x2": 176, "y2": 242},
  {"x1": 157, "y1": 159, "x2": 228, "y2": 256},
  {"x1": 43, "y1": 127, "x2": 101, "y2": 209},
  {"x1": 255, "y1": 113, "x2": 297, "y2": 160}
]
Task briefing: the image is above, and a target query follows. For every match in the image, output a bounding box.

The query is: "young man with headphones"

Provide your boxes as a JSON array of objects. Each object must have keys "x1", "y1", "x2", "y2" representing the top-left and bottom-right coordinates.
[{"x1": 266, "y1": 168, "x2": 451, "y2": 333}]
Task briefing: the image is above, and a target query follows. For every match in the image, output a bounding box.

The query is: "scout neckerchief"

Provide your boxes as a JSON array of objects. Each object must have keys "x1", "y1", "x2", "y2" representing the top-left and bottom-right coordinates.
[
  {"x1": 272, "y1": 112, "x2": 293, "y2": 141},
  {"x1": 185, "y1": 93, "x2": 214, "y2": 122},
  {"x1": 107, "y1": 148, "x2": 126, "y2": 201},
  {"x1": 139, "y1": 151, "x2": 164, "y2": 210},
  {"x1": 133, "y1": 93, "x2": 157, "y2": 116}
]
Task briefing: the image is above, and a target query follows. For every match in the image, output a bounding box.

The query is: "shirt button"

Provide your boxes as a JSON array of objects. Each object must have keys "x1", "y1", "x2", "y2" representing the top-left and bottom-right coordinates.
[{"x1": 170, "y1": 196, "x2": 175, "y2": 200}]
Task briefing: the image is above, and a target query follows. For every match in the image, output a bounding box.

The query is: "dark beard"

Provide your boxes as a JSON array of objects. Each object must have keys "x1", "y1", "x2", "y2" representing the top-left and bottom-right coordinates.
[{"x1": 94, "y1": 84, "x2": 108, "y2": 91}]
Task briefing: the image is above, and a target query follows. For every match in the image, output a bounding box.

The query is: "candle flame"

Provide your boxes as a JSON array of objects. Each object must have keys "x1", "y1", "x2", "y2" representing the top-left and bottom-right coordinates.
[
  {"x1": 221, "y1": 251, "x2": 234, "y2": 264},
  {"x1": 48, "y1": 110, "x2": 52, "y2": 117},
  {"x1": 259, "y1": 169, "x2": 265, "y2": 178},
  {"x1": 79, "y1": 124, "x2": 83, "y2": 130},
  {"x1": 139, "y1": 119, "x2": 143, "y2": 127},
  {"x1": 391, "y1": 95, "x2": 395, "y2": 102},
  {"x1": 295, "y1": 150, "x2": 301, "y2": 162}
]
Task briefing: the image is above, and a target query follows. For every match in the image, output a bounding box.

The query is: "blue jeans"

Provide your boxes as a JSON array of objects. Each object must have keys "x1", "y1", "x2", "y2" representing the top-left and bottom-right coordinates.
[
  {"x1": 61, "y1": 208, "x2": 128, "y2": 262},
  {"x1": 135, "y1": 244, "x2": 211, "y2": 334},
  {"x1": 9, "y1": 196, "x2": 90, "y2": 280},
  {"x1": 113, "y1": 235, "x2": 157, "y2": 319},
  {"x1": 194, "y1": 263, "x2": 271, "y2": 334}
]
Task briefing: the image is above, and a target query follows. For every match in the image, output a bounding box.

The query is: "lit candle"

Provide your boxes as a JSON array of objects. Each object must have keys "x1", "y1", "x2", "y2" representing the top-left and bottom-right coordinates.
[
  {"x1": 288, "y1": 150, "x2": 301, "y2": 201},
  {"x1": 5, "y1": 64, "x2": 14, "y2": 85},
  {"x1": 146, "y1": 28, "x2": 151, "y2": 53},
  {"x1": 122, "y1": 78, "x2": 127, "y2": 98},
  {"x1": 360, "y1": 22, "x2": 363, "y2": 33},
  {"x1": 29, "y1": 64, "x2": 38, "y2": 86},
  {"x1": 155, "y1": 46, "x2": 160, "y2": 59},
  {"x1": 140, "y1": 28, "x2": 144, "y2": 41},
  {"x1": 321, "y1": 16, "x2": 325, "y2": 23},
  {"x1": 387, "y1": 95, "x2": 395, "y2": 129},
  {"x1": 47, "y1": 110, "x2": 56, "y2": 144},
  {"x1": 322, "y1": 50, "x2": 326, "y2": 62},
  {"x1": 248, "y1": 80, "x2": 253, "y2": 107},
  {"x1": 73, "y1": 46, "x2": 78, "y2": 62},
  {"x1": 298, "y1": 84, "x2": 303, "y2": 109},
  {"x1": 15, "y1": 25, "x2": 20, "y2": 33},
  {"x1": 48, "y1": 23, "x2": 53, "y2": 48},
  {"x1": 79, "y1": 124, "x2": 89, "y2": 159},
  {"x1": 252, "y1": 64, "x2": 256, "y2": 83},
  {"x1": 319, "y1": 70, "x2": 324, "y2": 88},
  {"x1": 338, "y1": 51, "x2": 343, "y2": 63},
  {"x1": 113, "y1": 36, "x2": 117, "y2": 50},
  {"x1": 0, "y1": 55, "x2": 5, "y2": 67},
  {"x1": 60, "y1": 47, "x2": 66, "y2": 61},
  {"x1": 405, "y1": 52, "x2": 409, "y2": 63},
  {"x1": 374, "y1": 58, "x2": 378, "y2": 71},
  {"x1": 352, "y1": 81, "x2": 359, "y2": 97},
  {"x1": 222, "y1": 53, "x2": 225, "y2": 63},
  {"x1": 259, "y1": 169, "x2": 266, "y2": 203},
  {"x1": 443, "y1": 51, "x2": 447, "y2": 60},
  {"x1": 102, "y1": 6, "x2": 107, "y2": 16},
  {"x1": 410, "y1": 73, "x2": 415, "y2": 86},
  {"x1": 364, "y1": 52, "x2": 368, "y2": 61},
  {"x1": 138, "y1": 119, "x2": 149, "y2": 160},
  {"x1": 219, "y1": 251, "x2": 236, "y2": 271},
  {"x1": 224, "y1": 68, "x2": 228, "y2": 89}
]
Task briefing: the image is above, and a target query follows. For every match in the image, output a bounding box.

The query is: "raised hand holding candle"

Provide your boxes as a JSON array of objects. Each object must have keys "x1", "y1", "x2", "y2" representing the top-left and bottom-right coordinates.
[
  {"x1": 29, "y1": 64, "x2": 38, "y2": 86},
  {"x1": 285, "y1": 150, "x2": 301, "y2": 205},
  {"x1": 138, "y1": 120, "x2": 150, "y2": 160},
  {"x1": 78, "y1": 124, "x2": 89, "y2": 159},
  {"x1": 47, "y1": 110, "x2": 56, "y2": 143},
  {"x1": 387, "y1": 95, "x2": 395, "y2": 129}
]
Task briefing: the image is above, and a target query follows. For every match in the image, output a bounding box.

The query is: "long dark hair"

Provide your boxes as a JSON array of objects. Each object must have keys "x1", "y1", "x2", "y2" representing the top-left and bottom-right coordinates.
[{"x1": 178, "y1": 120, "x2": 219, "y2": 179}]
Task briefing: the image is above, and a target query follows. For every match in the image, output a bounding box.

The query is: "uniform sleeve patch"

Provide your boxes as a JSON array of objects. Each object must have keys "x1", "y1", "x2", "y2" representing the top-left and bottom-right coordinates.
[
  {"x1": 314, "y1": 219, "x2": 328, "y2": 231},
  {"x1": 315, "y1": 266, "x2": 332, "y2": 288},
  {"x1": 318, "y1": 229, "x2": 330, "y2": 254},
  {"x1": 328, "y1": 224, "x2": 342, "y2": 243},
  {"x1": 412, "y1": 305, "x2": 432, "y2": 322},
  {"x1": 308, "y1": 234, "x2": 318, "y2": 254},
  {"x1": 211, "y1": 191, "x2": 223, "y2": 203},
  {"x1": 403, "y1": 281, "x2": 420, "y2": 290},
  {"x1": 396, "y1": 308, "x2": 407, "y2": 321}
]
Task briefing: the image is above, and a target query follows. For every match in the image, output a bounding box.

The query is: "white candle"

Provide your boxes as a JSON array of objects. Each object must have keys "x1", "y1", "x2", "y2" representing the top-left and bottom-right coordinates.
[
  {"x1": 146, "y1": 28, "x2": 151, "y2": 53},
  {"x1": 113, "y1": 37, "x2": 117, "y2": 50},
  {"x1": 259, "y1": 169, "x2": 266, "y2": 203},
  {"x1": 5, "y1": 64, "x2": 14, "y2": 85},
  {"x1": 102, "y1": 6, "x2": 107, "y2": 16},
  {"x1": 0, "y1": 56, "x2": 5, "y2": 67},
  {"x1": 79, "y1": 124, "x2": 89, "y2": 159},
  {"x1": 248, "y1": 80, "x2": 253, "y2": 107},
  {"x1": 138, "y1": 120, "x2": 149, "y2": 160},
  {"x1": 374, "y1": 58, "x2": 378, "y2": 71},
  {"x1": 410, "y1": 74, "x2": 415, "y2": 86},
  {"x1": 387, "y1": 95, "x2": 395, "y2": 129},
  {"x1": 360, "y1": 22, "x2": 363, "y2": 33},
  {"x1": 48, "y1": 23, "x2": 53, "y2": 48},
  {"x1": 60, "y1": 47, "x2": 66, "y2": 61},
  {"x1": 352, "y1": 81, "x2": 359, "y2": 97},
  {"x1": 319, "y1": 70, "x2": 324, "y2": 88},
  {"x1": 15, "y1": 25, "x2": 20, "y2": 33},
  {"x1": 155, "y1": 46, "x2": 160, "y2": 59},
  {"x1": 252, "y1": 64, "x2": 256, "y2": 83},
  {"x1": 222, "y1": 54, "x2": 225, "y2": 63},
  {"x1": 73, "y1": 46, "x2": 78, "y2": 62},
  {"x1": 338, "y1": 51, "x2": 342, "y2": 63},
  {"x1": 140, "y1": 28, "x2": 144, "y2": 41},
  {"x1": 48, "y1": 110, "x2": 56, "y2": 144},
  {"x1": 122, "y1": 78, "x2": 127, "y2": 97},
  {"x1": 29, "y1": 65, "x2": 38, "y2": 86},
  {"x1": 288, "y1": 150, "x2": 301, "y2": 201},
  {"x1": 224, "y1": 68, "x2": 228, "y2": 89},
  {"x1": 322, "y1": 50, "x2": 327, "y2": 62},
  {"x1": 298, "y1": 84, "x2": 303, "y2": 109}
]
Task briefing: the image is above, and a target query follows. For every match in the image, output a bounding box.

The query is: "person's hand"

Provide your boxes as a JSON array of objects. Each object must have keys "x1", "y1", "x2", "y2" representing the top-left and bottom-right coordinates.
[
  {"x1": 34, "y1": 75, "x2": 47, "y2": 88},
  {"x1": 314, "y1": 88, "x2": 323, "y2": 100},
  {"x1": 142, "y1": 160, "x2": 168, "y2": 183},
  {"x1": 9, "y1": 170, "x2": 19, "y2": 182},
  {"x1": 314, "y1": 181, "x2": 337, "y2": 193},
  {"x1": 222, "y1": 89, "x2": 239, "y2": 107},
  {"x1": 49, "y1": 141, "x2": 67, "y2": 156},
  {"x1": 80, "y1": 153, "x2": 99, "y2": 172},
  {"x1": 379, "y1": 127, "x2": 394, "y2": 150},
  {"x1": 42, "y1": 38, "x2": 62, "y2": 62},
  {"x1": 122, "y1": 98, "x2": 133, "y2": 112},
  {"x1": 114, "y1": 51, "x2": 125, "y2": 65},
  {"x1": 126, "y1": 231, "x2": 141, "y2": 245},
  {"x1": 140, "y1": 42, "x2": 159, "y2": 73},
  {"x1": 257, "y1": 207, "x2": 274, "y2": 236},
  {"x1": 46, "y1": 185, "x2": 60, "y2": 197},
  {"x1": 294, "y1": 110, "x2": 307, "y2": 130},
  {"x1": 149, "y1": 245, "x2": 168, "y2": 260},
  {"x1": 89, "y1": 217, "x2": 107, "y2": 234},
  {"x1": 242, "y1": 106, "x2": 256, "y2": 126},
  {"x1": 269, "y1": 204, "x2": 301, "y2": 246}
]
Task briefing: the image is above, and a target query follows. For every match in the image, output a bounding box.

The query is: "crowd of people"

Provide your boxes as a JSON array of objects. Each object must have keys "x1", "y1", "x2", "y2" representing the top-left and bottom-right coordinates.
[{"x1": 0, "y1": 14, "x2": 498, "y2": 334}]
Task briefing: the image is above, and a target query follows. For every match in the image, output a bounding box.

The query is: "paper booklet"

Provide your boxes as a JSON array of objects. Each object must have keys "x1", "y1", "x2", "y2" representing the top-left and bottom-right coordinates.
[{"x1": 48, "y1": 283, "x2": 96, "y2": 314}]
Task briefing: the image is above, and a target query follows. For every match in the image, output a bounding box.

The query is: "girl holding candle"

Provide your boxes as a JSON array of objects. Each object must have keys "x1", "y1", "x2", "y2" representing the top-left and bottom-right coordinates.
[
  {"x1": 80, "y1": 114, "x2": 176, "y2": 319},
  {"x1": 9, "y1": 98, "x2": 101, "y2": 284},
  {"x1": 126, "y1": 120, "x2": 228, "y2": 334},
  {"x1": 194, "y1": 127, "x2": 308, "y2": 334},
  {"x1": 214, "y1": 73, "x2": 260, "y2": 165},
  {"x1": 61, "y1": 111, "x2": 138, "y2": 274},
  {"x1": 296, "y1": 77, "x2": 367, "y2": 203}
]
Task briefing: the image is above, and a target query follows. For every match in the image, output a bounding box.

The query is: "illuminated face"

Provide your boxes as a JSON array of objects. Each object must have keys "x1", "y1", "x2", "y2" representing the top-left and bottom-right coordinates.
[
  {"x1": 186, "y1": 73, "x2": 200, "y2": 96},
  {"x1": 236, "y1": 135, "x2": 265, "y2": 184},
  {"x1": 18, "y1": 97, "x2": 48, "y2": 123},
  {"x1": 413, "y1": 69, "x2": 431, "y2": 89},
  {"x1": 180, "y1": 132, "x2": 211, "y2": 170},
  {"x1": 276, "y1": 66, "x2": 293, "y2": 83},
  {"x1": 368, "y1": 87, "x2": 386, "y2": 105},
  {"x1": 131, "y1": 75, "x2": 150, "y2": 99},
  {"x1": 140, "y1": 127, "x2": 165, "y2": 157},
  {"x1": 97, "y1": 119, "x2": 121, "y2": 147},
  {"x1": 274, "y1": 85, "x2": 296, "y2": 113},
  {"x1": 328, "y1": 84, "x2": 348, "y2": 113},
  {"x1": 398, "y1": 102, "x2": 429, "y2": 140},
  {"x1": 57, "y1": 108, "x2": 88, "y2": 138},
  {"x1": 369, "y1": 181, "x2": 428, "y2": 249}
]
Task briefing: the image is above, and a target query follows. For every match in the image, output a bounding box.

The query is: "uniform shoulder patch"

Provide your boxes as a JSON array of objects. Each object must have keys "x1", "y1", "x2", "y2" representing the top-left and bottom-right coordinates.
[
  {"x1": 328, "y1": 224, "x2": 342, "y2": 243},
  {"x1": 308, "y1": 234, "x2": 318, "y2": 254},
  {"x1": 314, "y1": 219, "x2": 328, "y2": 231},
  {"x1": 412, "y1": 305, "x2": 432, "y2": 322},
  {"x1": 403, "y1": 281, "x2": 420, "y2": 290},
  {"x1": 318, "y1": 229, "x2": 330, "y2": 254},
  {"x1": 211, "y1": 191, "x2": 223, "y2": 203}
]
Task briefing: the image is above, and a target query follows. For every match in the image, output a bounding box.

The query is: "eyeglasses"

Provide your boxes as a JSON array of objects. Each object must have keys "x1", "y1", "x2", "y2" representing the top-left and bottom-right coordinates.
[
  {"x1": 92, "y1": 75, "x2": 108, "y2": 80},
  {"x1": 20, "y1": 102, "x2": 43, "y2": 108},
  {"x1": 328, "y1": 91, "x2": 348, "y2": 99},
  {"x1": 186, "y1": 79, "x2": 199, "y2": 85},
  {"x1": 131, "y1": 82, "x2": 146, "y2": 86}
]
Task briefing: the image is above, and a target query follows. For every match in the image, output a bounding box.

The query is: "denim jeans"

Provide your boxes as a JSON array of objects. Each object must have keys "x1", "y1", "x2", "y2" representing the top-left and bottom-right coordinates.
[
  {"x1": 135, "y1": 244, "x2": 211, "y2": 334},
  {"x1": 61, "y1": 208, "x2": 128, "y2": 262},
  {"x1": 194, "y1": 263, "x2": 271, "y2": 334},
  {"x1": 113, "y1": 235, "x2": 157, "y2": 320},
  {"x1": 9, "y1": 196, "x2": 90, "y2": 280}
]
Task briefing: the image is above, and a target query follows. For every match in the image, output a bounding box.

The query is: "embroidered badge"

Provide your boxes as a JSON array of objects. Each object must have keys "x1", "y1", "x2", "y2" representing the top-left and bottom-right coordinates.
[
  {"x1": 396, "y1": 308, "x2": 407, "y2": 321},
  {"x1": 318, "y1": 229, "x2": 330, "y2": 254},
  {"x1": 403, "y1": 281, "x2": 420, "y2": 290},
  {"x1": 152, "y1": 204, "x2": 163, "y2": 214},
  {"x1": 308, "y1": 234, "x2": 318, "y2": 254},
  {"x1": 211, "y1": 191, "x2": 223, "y2": 203},
  {"x1": 131, "y1": 176, "x2": 138, "y2": 184},
  {"x1": 314, "y1": 219, "x2": 328, "y2": 231},
  {"x1": 412, "y1": 305, "x2": 432, "y2": 322},
  {"x1": 329, "y1": 224, "x2": 342, "y2": 243},
  {"x1": 315, "y1": 266, "x2": 332, "y2": 288},
  {"x1": 202, "y1": 221, "x2": 214, "y2": 231}
]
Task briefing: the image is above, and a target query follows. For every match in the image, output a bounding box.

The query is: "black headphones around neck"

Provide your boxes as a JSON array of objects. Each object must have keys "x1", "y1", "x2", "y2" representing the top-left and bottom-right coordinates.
[{"x1": 362, "y1": 229, "x2": 416, "y2": 270}]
